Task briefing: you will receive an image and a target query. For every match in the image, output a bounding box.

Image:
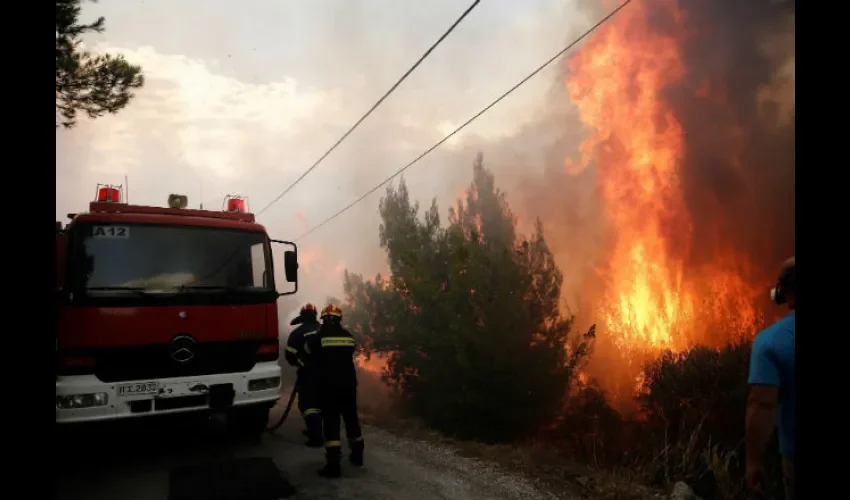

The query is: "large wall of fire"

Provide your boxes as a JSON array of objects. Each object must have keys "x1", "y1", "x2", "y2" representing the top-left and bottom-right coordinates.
[{"x1": 532, "y1": 0, "x2": 794, "y2": 398}]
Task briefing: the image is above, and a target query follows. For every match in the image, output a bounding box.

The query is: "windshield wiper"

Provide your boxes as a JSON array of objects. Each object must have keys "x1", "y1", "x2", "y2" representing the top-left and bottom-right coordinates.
[
  {"x1": 177, "y1": 285, "x2": 231, "y2": 291},
  {"x1": 86, "y1": 286, "x2": 157, "y2": 296},
  {"x1": 176, "y1": 285, "x2": 261, "y2": 293}
]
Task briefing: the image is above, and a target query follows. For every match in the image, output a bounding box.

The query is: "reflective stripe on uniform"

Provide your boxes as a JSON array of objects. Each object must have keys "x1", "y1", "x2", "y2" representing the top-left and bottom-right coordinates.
[
  {"x1": 285, "y1": 346, "x2": 298, "y2": 354},
  {"x1": 304, "y1": 344, "x2": 311, "y2": 354},
  {"x1": 351, "y1": 436, "x2": 363, "y2": 442},
  {"x1": 326, "y1": 440, "x2": 341, "y2": 448},
  {"x1": 297, "y1": 359, "x2": 304, "y2": 367},
  {"x1": 321, "y1": 337, "x2": 355, "y2": 348},
  {"x1": 304, "y1": 408, "x2": 321, "y2": 416},
  {"x1": 304, "y1": 330, "x2": 318, "y2": 336}
]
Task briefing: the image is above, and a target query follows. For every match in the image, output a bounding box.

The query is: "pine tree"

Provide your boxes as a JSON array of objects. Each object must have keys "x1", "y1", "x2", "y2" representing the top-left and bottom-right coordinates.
[
  {"x1": 56, "y1": 0, "x2": 145, "y2": 128},
  {"x1": 344, "y1": 153, "x2": 584, "y2": 442}
]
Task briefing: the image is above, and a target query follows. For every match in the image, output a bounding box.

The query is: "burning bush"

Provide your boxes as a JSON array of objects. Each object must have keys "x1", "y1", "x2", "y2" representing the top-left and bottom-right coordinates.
[
  {"x1": 639, "y1": 344, "x2": 751, "y2": 452},
  {"x1": 636, "y1": 343, "x2": 755, "y2": 498},
  {"x1": 543, "y1": 341, "x2": 785, "y2": 500}
]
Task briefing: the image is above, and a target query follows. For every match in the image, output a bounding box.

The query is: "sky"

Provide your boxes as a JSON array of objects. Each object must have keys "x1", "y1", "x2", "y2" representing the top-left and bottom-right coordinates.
[{"x1": 56, "y1": 0, "x2": 595, "y2": 320}]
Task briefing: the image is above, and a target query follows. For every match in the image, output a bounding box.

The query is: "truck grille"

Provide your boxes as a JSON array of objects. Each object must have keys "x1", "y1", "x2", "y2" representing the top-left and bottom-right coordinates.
[{"x1": 81, "y1": 341, "x2": 262, "y2": 383}]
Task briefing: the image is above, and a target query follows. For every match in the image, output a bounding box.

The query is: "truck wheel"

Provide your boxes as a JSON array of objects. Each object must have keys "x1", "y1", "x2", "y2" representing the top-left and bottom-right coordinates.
[{"x1": 226, "y1": 404, "x2": 270, "y2": 442}]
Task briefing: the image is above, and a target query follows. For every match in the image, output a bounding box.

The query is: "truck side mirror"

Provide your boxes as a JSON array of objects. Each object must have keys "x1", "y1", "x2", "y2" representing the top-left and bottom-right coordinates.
[
  {"x1": 284, "y1": 250, "x2": 298, "y2": 283},
  {"x1": 270, "y1": 239, "x2": 298, "y2": 296}
]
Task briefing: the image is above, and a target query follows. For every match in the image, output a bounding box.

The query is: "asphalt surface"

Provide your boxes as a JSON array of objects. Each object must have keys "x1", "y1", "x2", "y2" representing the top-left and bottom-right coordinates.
[{"x1": 55, "y1": 390, "x2": 569, "y2": 500}]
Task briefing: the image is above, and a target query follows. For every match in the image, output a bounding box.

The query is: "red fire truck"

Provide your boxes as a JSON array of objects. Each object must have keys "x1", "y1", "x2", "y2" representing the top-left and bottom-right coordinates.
[{"x1": 55, "y1": 185, "x2": 298, "y2": 436}]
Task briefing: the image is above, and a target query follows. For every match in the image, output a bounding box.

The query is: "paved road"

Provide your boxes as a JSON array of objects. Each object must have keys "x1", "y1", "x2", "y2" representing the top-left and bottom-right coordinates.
[{"x1": 55, "y1": 390, "x2": 569, "y2": 500}]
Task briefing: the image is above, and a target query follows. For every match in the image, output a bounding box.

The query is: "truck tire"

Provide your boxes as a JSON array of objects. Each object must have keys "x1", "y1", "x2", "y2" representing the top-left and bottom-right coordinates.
[{"x1": 226, "y1": 404, "x2": 271, "y2": 442}]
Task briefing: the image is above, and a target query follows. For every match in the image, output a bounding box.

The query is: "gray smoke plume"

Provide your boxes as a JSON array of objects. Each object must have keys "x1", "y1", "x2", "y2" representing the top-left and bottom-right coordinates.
[{"x1": 660, "y1": 0, "x2": 795, "y2": 282}]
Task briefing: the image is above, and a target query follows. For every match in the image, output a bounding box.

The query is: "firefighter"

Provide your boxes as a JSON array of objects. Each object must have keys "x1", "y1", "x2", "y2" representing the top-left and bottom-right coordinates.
[
  {"x1": 284, "y1": 303, "x2": 323, "y2": 447},
  {"x1": 305, "y1": 303, "x2": 365, "y2": 478}
]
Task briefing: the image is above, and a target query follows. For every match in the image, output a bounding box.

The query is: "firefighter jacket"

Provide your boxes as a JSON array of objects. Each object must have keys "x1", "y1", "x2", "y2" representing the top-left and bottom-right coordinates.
[
  {"x1": 305, "y1": 322, "x2": 358, "y2": 390},
  {"x1": 285, "y1": 317, "x2": 321, "y2": 376}
]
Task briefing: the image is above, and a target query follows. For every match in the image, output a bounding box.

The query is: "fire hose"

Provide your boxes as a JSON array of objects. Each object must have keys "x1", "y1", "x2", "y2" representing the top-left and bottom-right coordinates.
[{"x1": 266, "y1": 385, "x2": 299, "y2": 433}]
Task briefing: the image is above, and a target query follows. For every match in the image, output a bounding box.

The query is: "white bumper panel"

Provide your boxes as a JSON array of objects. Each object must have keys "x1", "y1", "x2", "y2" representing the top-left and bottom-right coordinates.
[{"x1": 56, "y1": 361, "x2": 282, "y2": 424}]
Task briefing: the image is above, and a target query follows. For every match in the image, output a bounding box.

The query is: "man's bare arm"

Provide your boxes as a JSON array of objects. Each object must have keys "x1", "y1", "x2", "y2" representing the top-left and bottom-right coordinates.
[{"x1": 745, "y1": 384, "x2": 779, "y2": 465}]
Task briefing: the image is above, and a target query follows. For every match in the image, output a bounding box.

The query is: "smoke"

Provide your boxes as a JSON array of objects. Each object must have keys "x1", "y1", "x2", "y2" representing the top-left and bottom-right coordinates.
[
  {"x1": 252, "y1": 0, "x2": 587, "y2": 310},
  {"x1": 661, "y1": 0, "x2": 795, "y2": 280}
]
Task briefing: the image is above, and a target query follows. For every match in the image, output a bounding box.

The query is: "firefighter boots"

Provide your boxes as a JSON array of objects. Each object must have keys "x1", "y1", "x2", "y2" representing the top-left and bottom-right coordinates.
[
  {"x1": 349, "y1": 439, "x2": 365, "y2": 467},
  {"x1": 304, "y1": 413, "x2": 324, "y2": 447},
  {"x1": 317, "y1": 448, "x2": 342, "y2": 478}
]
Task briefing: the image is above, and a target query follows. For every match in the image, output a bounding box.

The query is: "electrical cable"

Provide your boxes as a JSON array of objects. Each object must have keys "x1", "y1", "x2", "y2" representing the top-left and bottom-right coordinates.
[
  {"x1": 293, "y1": 0, "x2": 634, "y2": 242},
  {"x1": 256, "y1": 0, "x2": 482, "y2": 216}
]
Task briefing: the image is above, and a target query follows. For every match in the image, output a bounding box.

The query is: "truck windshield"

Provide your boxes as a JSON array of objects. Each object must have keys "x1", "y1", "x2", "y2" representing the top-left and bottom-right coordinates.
[{"x1": 68, "y1": 223, "x2": 273, "y2": 294}]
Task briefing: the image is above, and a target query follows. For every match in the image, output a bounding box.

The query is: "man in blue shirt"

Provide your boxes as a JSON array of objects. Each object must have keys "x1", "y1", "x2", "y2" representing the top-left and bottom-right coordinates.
[{"x1": 746, "y1": 257, "x2": 795, "y2": 499}]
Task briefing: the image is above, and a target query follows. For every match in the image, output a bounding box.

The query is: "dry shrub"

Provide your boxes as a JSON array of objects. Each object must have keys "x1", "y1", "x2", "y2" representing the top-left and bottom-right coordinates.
[
  {"x1": 639, "y1": 345, "x2": 751, "y2": 451},
  {"x1": 546, "y1": 341, "x2": 787, "y2": 500},
  {"x1": 545, "y1": 386, "x2": 643, "y2": 469},
  {"x1": 634, "y1": 344, "x2": 750, "y2": 498}
]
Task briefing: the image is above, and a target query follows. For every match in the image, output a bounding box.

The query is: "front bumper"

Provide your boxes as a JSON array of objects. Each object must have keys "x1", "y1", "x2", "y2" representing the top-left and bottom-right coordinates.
[{"x1": 56, "y1": 362, "x2": 282, "y2": 424}]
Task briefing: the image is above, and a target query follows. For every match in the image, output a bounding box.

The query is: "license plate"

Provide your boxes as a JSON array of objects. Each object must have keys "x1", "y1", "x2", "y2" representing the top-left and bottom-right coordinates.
[{"x1": 117, "y1": 382, "x2": 159, "y2": 397}]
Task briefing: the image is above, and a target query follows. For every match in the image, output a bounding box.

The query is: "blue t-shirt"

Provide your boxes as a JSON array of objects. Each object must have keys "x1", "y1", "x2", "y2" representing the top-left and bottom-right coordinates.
[{"x1": 748, "y1": 312, "x2": 795, "y2": 459}]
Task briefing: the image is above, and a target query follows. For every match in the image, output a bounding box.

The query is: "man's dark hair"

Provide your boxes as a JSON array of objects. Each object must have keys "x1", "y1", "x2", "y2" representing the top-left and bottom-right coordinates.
[{"x1": 778, "y1": 258, "x2": 795, "y2": 295}]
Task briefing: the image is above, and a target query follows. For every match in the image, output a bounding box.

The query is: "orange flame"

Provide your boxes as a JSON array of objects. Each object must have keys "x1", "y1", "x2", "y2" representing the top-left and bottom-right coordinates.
[
  {"x1": 299, "y1": 247, "x2": 345, "y2": 279},
  {"x1": 356, "y1": 353, "x2": 388, "y2": 375},
  {"x1": 565, "y1": 0, "x2": 762, "y2": 356}
]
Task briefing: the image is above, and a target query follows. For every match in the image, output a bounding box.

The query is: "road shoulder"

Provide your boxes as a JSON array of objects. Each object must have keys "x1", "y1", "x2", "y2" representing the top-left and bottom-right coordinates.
[{"x1": 361, "y1": 414, "x2": 662, "y2": 500}]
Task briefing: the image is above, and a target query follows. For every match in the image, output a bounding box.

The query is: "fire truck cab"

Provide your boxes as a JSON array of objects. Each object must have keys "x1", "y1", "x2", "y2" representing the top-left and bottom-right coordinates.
[{"x1": 55, "y1": 186, "x2": 297, "y2": 436}]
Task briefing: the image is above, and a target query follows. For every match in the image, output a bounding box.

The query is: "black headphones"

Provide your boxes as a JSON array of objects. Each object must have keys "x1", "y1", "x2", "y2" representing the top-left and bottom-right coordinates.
[{"x1": 770, "y1": 283, "x2": 786, "y2": 305}]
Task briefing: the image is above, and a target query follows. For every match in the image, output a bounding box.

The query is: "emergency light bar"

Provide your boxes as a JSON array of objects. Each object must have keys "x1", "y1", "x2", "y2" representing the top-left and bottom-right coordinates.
[
  {"x1": 224, "y1": 195, "x2": 248, "y2": 213},
  {"x1": 95, "y1": 184, "x2": 123, "y2": 203},
  {"x1": 168, "y1": 194, "x2": 189, "y2": 209}
]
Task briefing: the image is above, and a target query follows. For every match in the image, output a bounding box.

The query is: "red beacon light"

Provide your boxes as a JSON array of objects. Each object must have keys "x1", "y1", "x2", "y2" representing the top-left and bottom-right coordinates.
[
  {"x1": 95, "y1": 184, "x2": 123, "y2": 203},
  {"x1": 223, "y1": 194, "x2": 248, "y2": 213}
]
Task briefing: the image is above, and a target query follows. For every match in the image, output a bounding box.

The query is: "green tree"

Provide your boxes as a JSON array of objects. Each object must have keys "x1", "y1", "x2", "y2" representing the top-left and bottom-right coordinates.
[
  {"x1": 56, "y1": 0, "x2": 144, "y2": 128},
  {"x1": 344, "y1": 154, "x2": 584, "y2": 442}
]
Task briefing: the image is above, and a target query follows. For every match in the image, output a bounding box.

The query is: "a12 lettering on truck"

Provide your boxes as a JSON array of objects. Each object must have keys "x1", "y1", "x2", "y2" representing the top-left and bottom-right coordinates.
[{"x1": 55, "y1": 184, "x2": 299, "y2": 437}]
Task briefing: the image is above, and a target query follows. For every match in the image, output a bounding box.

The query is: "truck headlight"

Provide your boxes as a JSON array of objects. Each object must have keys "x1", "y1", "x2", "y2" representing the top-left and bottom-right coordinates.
[
  {"x1": 56, "y1": 392, "x2": 109, "y2": 409},
  {"x1": 248, "y1": 377, "x2": 280, "y2": 392}
]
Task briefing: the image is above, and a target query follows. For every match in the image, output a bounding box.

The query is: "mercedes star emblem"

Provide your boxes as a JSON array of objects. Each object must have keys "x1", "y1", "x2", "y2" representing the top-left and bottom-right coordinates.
[{"x1": 169, "y1": 335, "x2": 197, "y2": 363}]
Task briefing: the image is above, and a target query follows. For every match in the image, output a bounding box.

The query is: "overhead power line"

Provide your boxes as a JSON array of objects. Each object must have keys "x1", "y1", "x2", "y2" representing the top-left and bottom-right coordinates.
[
  {"x1": 257, "y1": 0, "x2": 482, "y2": 216},
  {"x1": 293, "y1": 0, "x2": 634, "y2": 242}
]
